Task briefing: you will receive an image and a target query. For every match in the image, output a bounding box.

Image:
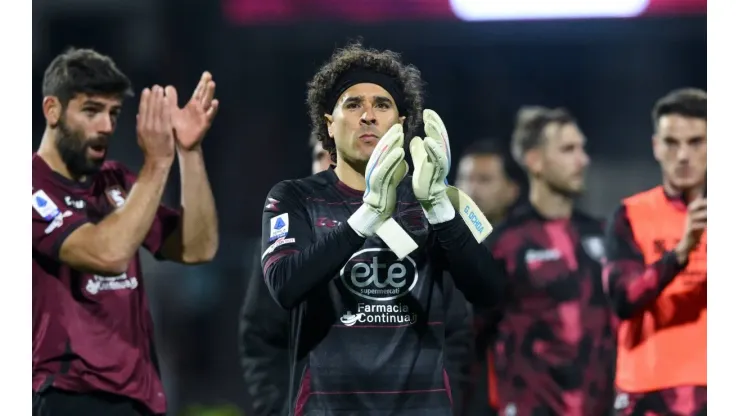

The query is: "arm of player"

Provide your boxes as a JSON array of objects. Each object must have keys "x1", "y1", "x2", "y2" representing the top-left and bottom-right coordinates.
[
  {"x1": 239, "y1": 245, "x2": 290, "y2": 416},
  {"x1": 56, "y1": 161, "x2": 173, "y2": 275},
  {"x1": 261, "y1": 181, "x2": 366, "y2": 309},
  {"x1": 602, "y1": 204, "x2": 687, "y2": 319},
  {"x1": 432, "y1": 215, "x2": 507, "y2": 307},
  {"x1": 443, "y1": 277, "x2": 474, "y2": 416},
  {"x1": 157, "y1": 147, "x2": 219, "y2": 264}
]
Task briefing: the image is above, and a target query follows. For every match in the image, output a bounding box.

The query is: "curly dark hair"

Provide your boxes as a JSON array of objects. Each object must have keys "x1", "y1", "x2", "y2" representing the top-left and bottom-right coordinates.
[{"x1": 306, "y1": 41, "x2": 425, "y2": 163}]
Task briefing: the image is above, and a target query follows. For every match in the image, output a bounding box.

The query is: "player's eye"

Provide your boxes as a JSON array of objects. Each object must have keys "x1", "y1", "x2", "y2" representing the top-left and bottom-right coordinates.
[
  {"x1": 376, "y1": 102, "x2": 391, "y2": 110},
  {"x1": 83, "y1": 108, "x2": 98, "y2": 117},
  {"x1": 688, "y1": 137, "x2": 705, "y2": 147}
]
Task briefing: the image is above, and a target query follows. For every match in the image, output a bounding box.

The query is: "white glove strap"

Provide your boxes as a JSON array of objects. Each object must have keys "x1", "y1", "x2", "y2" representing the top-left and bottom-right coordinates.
[
  {"x1": 421, "y1": 195, "x2": 456, "y2": 225},
  {"x1": 347, "y1": 203, "x2": 382, "y2": 237},
  {"x1": 376, "y1": 218, "x2": 419, "y2": 260},
  {"x1": 348, "y1": 204, "x2": 419, "y2": 259}
]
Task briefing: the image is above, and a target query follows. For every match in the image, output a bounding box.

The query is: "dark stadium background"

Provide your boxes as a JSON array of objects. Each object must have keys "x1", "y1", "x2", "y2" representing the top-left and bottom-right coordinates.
[{"x1": 32, "y1": 0, "x2": 706, "y2": 413}]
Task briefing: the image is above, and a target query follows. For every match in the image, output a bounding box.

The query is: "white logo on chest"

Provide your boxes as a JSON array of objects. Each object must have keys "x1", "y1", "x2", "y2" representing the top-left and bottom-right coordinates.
[
  {"x1": 525, "y1": 248, "x2": 562, "y2": 264},
  {"x1": 86, "y1": 273, "x2": 139, "y2": 295}
]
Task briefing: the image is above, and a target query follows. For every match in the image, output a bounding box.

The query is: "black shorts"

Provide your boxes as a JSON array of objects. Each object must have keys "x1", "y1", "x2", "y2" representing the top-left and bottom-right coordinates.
[{"x1": 32, "y1": 387, "x2": 159, "y2": 416}]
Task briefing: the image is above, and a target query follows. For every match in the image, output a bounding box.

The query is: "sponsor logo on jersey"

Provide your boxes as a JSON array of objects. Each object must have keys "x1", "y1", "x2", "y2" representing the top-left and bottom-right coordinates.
[
  {"x1": 339, "y1": 302, "x2": 418, "y2": 327},
  {"x1": 64, "y1": 196, "x2": 86, "y2": 210},
  {"x1": 340, "y1": 248, "x2": 419, "y2": 301},
  {"x1": 86, "y1": 273, "x2": 139, "y2": 295}
]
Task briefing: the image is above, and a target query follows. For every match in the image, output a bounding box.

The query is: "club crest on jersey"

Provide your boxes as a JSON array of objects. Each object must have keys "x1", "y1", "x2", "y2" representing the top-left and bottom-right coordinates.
[
  {"x1": 581, "y1": 236, "x2": 606, "y2": 261},
  {"x1": 269, "y1": 213, "x2": 289, "y2": 241},
  {"x1": 340, "y1": 248, "x2": 419, "y2": 301},
  {"x1": 105, "y1": 186, "x2": 127, "y2": 208},
  {"x1": 32, "y1": 190, "x2": 60, "y2": 221}
]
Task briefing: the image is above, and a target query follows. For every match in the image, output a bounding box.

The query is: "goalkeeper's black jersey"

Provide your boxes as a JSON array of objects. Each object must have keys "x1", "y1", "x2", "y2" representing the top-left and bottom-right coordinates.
[{"x1": 259, "y1": 169, "x2": 503, "y2": 416}]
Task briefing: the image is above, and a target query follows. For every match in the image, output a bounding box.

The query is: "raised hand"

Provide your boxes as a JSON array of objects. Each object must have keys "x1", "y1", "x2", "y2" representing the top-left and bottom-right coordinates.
[
  {"x1": 168, "y1": 71, "x2": 220, "y2": 151},
  {"x1": 409, "y1": 109, "x2": 454, "y2": 224},
  {"x1": 136, "y1": 85, "x2": 175, "y2": 163}
]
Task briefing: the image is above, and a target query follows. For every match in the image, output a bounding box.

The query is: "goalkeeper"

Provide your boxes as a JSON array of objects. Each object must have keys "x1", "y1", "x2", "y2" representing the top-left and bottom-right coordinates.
[{"x1": 259, "y1": 42, "x2": 505, "y2": 416}]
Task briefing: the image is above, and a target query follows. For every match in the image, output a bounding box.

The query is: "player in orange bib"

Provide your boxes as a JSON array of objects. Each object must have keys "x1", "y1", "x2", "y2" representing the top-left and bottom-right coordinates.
[{"x1": 603, "y1": 88, "x2": 707, "y2": 416}]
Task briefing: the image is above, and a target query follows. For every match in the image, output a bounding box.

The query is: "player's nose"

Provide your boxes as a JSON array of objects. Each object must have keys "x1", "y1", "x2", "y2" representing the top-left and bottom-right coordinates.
[
  {"x1": 96, "y1": 115, "x2": 115, "y2": 135},
  {"x1": 360, "y1": 108, "x2": 377, "y2": 125},
  {"x1": 676, "y1": 143, "x2": 692, "y2": 162},
  {"x1": 581, "y1": 151, "x2": 591, "y2": 167}
]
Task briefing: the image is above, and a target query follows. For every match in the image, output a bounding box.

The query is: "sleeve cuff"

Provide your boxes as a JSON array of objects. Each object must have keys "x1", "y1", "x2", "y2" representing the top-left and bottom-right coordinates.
[{"x1": 51, "y1": 219, "x2": 91, "y2": 260}]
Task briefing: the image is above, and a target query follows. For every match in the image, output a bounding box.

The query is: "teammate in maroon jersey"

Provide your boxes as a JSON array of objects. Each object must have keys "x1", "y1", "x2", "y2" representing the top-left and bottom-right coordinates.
[
  {"x1": 480, "y1": 107, "x2": 616, "y2": 416},
  {"x1": 32, "y1": 48, "x2": 219, "y2": 416}
]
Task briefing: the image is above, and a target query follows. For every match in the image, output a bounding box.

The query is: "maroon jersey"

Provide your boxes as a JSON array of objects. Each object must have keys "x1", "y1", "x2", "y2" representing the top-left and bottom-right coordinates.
[
  {"x1": 486, "y1": 203, "x2": 616, "y2": 416},
  {"x1": 31, "y1": 154, "x2": 180, "y2": 414}
]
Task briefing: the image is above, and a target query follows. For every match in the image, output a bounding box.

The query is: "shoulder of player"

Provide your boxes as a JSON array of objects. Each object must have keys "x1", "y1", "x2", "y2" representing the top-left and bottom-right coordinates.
[
  {"x1": 266, "y1": 172, "x2": 334, "y2": 203},
  {"x1": 485, "y1": 206, "x2": 533, "y2": 245},
  {"x1": 572, "y1": 210, "x2": 606, "y2": 233},
  {"x1": 98, "y1": 160, "x2": 132, "y2": 176},
  {"x1": 622, "y1": 185, "x2": 664, "y2": 208}
]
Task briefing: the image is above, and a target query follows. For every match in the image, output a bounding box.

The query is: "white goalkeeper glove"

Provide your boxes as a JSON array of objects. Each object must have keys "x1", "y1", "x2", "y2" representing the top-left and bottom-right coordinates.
[
  {"x1": 347, "y1": 124, "x2": 419, "y2": 259},
  {"x1": 410, "y1": 109, "x2": 456, "y2": 224},
  {"x1": 410, "y1": 109, "x2": 493, "y2": 242}
]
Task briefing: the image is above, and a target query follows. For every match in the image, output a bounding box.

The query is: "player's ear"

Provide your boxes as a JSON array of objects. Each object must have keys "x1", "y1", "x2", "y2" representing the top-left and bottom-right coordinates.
[
  {"x1": 524, "y1": 149, "x2": 543, "y2": 175},
  {"x1": 43, "y1": 96, "x2": 62, "y2": 128},
  {"x1": 399, "y1": 116, "x2": 406, "y2": 125},
  {"x1": 325, "y1": 114, "x2": 334, "y2": 138},
  {"x1": 651, "y1": 134, "x2": 661, "y2": 163},
  {"x1": 507, "y1": 180, "x2": 521, "y2": 203}
]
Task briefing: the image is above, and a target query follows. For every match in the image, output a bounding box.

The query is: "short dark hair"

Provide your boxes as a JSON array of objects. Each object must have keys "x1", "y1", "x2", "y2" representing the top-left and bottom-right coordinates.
[
  {"x1": 306, "y1": 41, "x2": 424, "y2": 162},
  {"x1": 652, "y1": 88, "x2": 707, "y2": 128},
  {"x1": 511, "y1": 106, "x2": 575, "y2": 166},
  {"x1": 460, "y1": 139, "x2": 527, "y2": 186},
  {"x1": 42, "y1": 47, "x2": 134, "y2": 107}
]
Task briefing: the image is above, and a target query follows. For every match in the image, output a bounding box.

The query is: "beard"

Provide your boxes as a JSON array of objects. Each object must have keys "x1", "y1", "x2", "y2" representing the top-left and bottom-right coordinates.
[
  {"x1": 55, "y1": 117, "x2": 108, "y2": 178},
  {"x1": 543, "y1": 174, "x2": 585, "y2": 199}
]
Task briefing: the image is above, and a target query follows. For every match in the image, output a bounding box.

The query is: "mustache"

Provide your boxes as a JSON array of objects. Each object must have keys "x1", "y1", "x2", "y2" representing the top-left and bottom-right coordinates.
[{"x1": 85, "y1": 136, "x2": 110, "y2": 148}]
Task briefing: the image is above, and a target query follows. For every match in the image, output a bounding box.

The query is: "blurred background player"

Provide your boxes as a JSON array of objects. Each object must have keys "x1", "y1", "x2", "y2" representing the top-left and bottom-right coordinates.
[
  {"x1": 481, "y1": 106, "x2": 616, "y2": 416},
  {"x1": 453, "y1": 139, "x2": 526, "y2": 416},
  {"x1": 32, "y1": 48, "x2": 219, "y2": 416},
  {"x1": 239, "y1": 134, "x2": 331, "y2": 416},
  {"x1": 603, "y1": 88, "x2": 707, "y2": 416},
  {"x1": 455, "y1": 139, "x2": 525, "y2": 228},
  {"x1": 311, "y1": 132, "x2": 334, "y2": 173}
]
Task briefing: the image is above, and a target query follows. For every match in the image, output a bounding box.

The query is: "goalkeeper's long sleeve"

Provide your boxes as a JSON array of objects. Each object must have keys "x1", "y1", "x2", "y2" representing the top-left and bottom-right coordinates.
[
  {"x1": 432, "y1": 215, "x2": 507, "y2": 307},
  {"x1": 260, "y1": 181, "x2": 366, "y2": 310}
]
